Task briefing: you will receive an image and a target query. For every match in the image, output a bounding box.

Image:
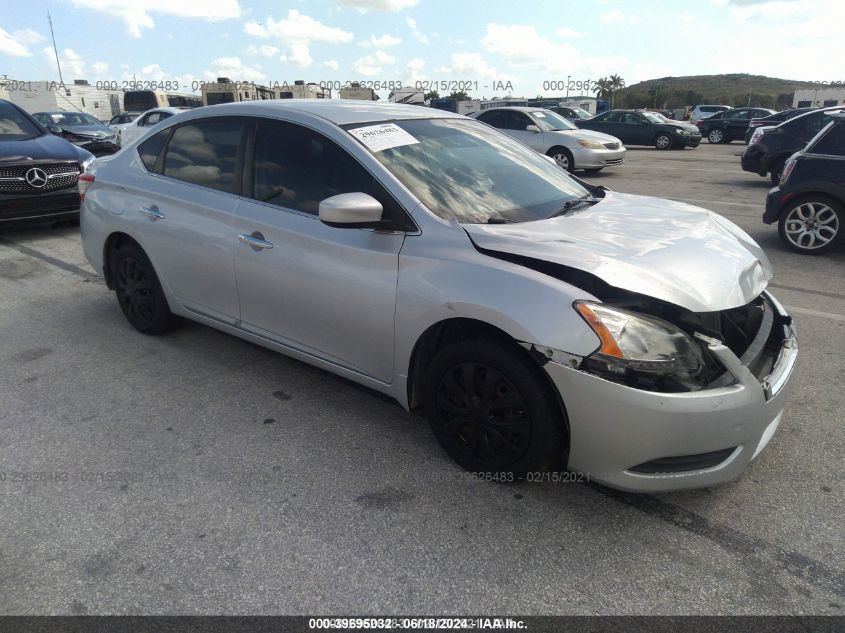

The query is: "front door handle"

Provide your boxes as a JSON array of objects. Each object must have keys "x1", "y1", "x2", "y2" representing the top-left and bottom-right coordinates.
[
  {"x1": 238, "y1": 231, "x2": 274, "y2": 251},
  {"x1": 140, "y1": 205, "x2": 165, "y2": 220}
]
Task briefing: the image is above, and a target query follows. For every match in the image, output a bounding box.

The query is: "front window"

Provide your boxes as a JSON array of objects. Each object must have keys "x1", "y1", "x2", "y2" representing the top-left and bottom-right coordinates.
[
  {"x1": 0, "y1": 102, "x2": 42, "y2": 139},
  {"x1": 531, "y1": 110, "x2": 577, "y2": 131},
  {"x1": 345, "y1": 118, "x2": 590, "y2": 224},
  {"x1": 44, "y1": 112, "x2": 101, "y2": 126}
]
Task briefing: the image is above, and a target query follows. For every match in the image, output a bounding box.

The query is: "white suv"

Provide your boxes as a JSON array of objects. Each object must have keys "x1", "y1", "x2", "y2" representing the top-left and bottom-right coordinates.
[{"x1": 690, "y1": 105, "x2": 732, "y2": 125}]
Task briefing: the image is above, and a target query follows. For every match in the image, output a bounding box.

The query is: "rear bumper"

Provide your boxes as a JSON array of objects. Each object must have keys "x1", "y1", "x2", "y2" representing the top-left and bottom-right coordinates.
[
  {"x1": 764, "y1": 186, "x2": 788, "y2": 224},
  {"x1": 543, "y1": 292, "x2": 797, "y2": 492},
  {"x1": 741, "y1": 147, "x2": 767, "y2": 175},
  {"x1": 0, "y1": 189, "x2": 80, "y2": 223}
]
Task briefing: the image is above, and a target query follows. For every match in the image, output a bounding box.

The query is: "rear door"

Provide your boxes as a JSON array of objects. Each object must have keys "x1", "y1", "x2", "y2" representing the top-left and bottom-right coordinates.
[
  {"x1": 723, "y1": 109, "x2": 752, "y2": 141},
  {"x1": 232, "y1": 118, "x2": 407, "y2": 382},
  {"x1": 127, "y1": 117, "x2": 243, "y2": 323}
]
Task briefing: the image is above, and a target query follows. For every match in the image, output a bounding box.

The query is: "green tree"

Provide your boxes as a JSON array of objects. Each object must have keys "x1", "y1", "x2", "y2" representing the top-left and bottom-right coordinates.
[
  {"x1": 447, "y1": 90, "x2": 470, "y2": 101},
  {"x1": 593, "y1": 77, "x2": 611, "y2": 101},
  {"x1": 608, "y1": 74, "x2": 626, "y2": 108},
  {"x1": 424, "y1": 90, "x2": 439, "y2": 100}
]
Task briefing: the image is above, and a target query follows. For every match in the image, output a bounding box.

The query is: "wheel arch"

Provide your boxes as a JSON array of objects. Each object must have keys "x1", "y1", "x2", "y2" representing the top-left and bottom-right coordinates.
[
  {"x1": 102, "y1": 231, "x2": 143, "y2": 290},
  {"x1": 404, "y1": 316, "x2": 572, "y2": 463}
]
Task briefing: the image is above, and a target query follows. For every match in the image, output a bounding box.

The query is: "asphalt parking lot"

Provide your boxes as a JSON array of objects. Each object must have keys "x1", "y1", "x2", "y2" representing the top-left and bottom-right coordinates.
[{"x1": 0, "y1": 143, "x2": 843, "y2": 615}]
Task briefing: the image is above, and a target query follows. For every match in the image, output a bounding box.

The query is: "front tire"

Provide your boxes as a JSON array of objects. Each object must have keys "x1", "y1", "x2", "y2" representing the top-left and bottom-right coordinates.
[
  {"x1": 112, "y1": 243, "x2": 182, "y2": 334},
  {"x1": 778, "y1": 196, "x2": 843, "y2": 254},
  {"x1": 708, "y1": 128, "x2": 725, "y2": 144},
  {"x1": 547, "y1": 147, "x2": 574, "y2": 173},
  {"x1": 423, "y1": 338, "x2": 566, "y2": 477},
  {"x1": 654, "y1": 133, "x2": 673, "y2": 150}
]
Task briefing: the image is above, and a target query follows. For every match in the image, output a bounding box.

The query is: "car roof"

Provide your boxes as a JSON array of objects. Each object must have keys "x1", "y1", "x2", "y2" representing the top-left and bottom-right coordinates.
[{"x1": 197, "y1": 99, "x2": 463, "y2": 126}]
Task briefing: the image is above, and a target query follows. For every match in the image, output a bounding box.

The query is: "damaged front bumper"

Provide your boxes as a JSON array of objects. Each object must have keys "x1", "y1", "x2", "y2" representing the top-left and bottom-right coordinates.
[{"x1": 540, "y1": 291, "x2": 797, "y2": 493}]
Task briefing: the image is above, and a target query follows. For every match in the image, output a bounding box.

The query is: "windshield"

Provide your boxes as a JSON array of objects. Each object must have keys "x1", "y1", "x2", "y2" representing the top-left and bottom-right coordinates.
[
  {"x1": 571, "y1": 107, "x2": 592, "y2": 119},
  {"x1": 0, "y1": 102, "x2": 42, "y2": 140},
  {"x1": 531, "y1": 110, "x2": 577, "y2": 131},
  {"x1": 346, "y1": 118, "x2": 590, "y2": 224},
  {"x1": 44, "y1": 112, "x2": 101, "y2": 126},
  {"x1": 641, "y1": 112, "x2": 665, "y2": 123}
]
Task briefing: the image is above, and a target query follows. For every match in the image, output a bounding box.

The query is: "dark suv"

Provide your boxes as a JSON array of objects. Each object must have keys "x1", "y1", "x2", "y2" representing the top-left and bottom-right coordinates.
[
  {"x1": 744, "y1": 107, "x2": 816, "y2": 144},
  {"x1": 0, "y1": 99, "x2": 92, "y2": 224},
  {"x1": 743, "y1": 106, "x2": 844, "y2": 183},
  {"x1": 697, "y1": 107, "x2": 776, "y2": 144},
  {"x1": 764, "y1": 112, "x2": 845, "y2": 254},
  {"x1": 576, "y1": 109, "x2": 701, "y2": 149}
]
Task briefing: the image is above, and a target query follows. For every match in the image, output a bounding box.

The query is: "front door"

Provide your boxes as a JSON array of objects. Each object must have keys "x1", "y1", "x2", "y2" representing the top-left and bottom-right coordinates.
[{"x1": 233, "y1": 118, "x2": 406, "y2": 382}]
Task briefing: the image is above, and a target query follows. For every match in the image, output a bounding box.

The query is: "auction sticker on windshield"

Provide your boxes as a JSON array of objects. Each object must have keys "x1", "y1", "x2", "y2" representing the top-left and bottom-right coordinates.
[{"x1": 348, "y1": 123, "x2": 420, "y2": 152}]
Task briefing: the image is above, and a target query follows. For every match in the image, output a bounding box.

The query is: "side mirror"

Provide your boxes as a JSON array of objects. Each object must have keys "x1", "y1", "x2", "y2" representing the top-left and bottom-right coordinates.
[
  {"x1": 319, "y1": 192, "x2": 383, "y2": 228},
  {"x1": 525, "y1": 124, "x2": 541, "y2": 133},
  {"x1": 47, "y1": 124, "x2": 63, "y2": 135}
]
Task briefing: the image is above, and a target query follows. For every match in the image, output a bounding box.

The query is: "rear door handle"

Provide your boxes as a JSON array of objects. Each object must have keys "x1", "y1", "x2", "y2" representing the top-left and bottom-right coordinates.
[
  {"x1": 238, "y1": 231, "x2": 274, "y2": 251},
  {"x1": 140, "y1": 205, "x2": 165, "y2": 220}
]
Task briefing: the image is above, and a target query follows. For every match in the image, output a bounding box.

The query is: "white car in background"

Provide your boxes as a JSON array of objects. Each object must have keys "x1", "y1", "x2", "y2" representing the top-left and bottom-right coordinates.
[
  {"x1": 473, "y1": 107, "x2": 625, "y2": 173},
  {"x1": 107, "y1": 113, "x2": 139, "y2": 143},
  {"x1": 690, "y1": 104, "x2": 732, "y2": 125},
  {"x1": 117, "y1": 107, "x2": 191, "y2": 147}
]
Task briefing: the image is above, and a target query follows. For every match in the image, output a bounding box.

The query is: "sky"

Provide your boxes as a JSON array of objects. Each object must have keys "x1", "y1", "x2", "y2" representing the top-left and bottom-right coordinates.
[{"x1": 0, "y1": 0, "x2": 843, "y2": 100}]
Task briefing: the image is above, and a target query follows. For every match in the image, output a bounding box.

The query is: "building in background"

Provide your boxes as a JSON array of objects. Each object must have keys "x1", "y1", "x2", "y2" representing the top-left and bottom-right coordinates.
[
  {"x1": 201, "y1": 77, "x2": 275, "y2": 106},
  {"x1": 339, "y1": 83, "x2": 377, "y2": 101},
  {"x1": 6, "y1": 79, "x2": 122, "y2": 121},
  {"x1": 276, "y1": 81, "x2": 330, "y2": 99},
  {"x1": 792, "y1": 87, "x2": 845, "y2": 108}
]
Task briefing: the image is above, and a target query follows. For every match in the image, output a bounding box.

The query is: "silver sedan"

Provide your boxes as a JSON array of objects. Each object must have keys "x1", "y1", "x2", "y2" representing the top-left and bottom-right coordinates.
[
  {"x1": 472, "y1": 106, "x2": 625, "y2": 173},
  {"x1": 79, "y1": 100, "x2": 796, "y2": 492}
]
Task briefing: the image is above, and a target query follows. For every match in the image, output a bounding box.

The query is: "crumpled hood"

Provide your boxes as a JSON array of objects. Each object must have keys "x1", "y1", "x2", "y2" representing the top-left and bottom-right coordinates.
[
  {"x1": 63, "y1": 124, "x2": 114, "y2": 138},
  {"x1": 463, "y1": 191, "x2": 772, "y2": 312}
]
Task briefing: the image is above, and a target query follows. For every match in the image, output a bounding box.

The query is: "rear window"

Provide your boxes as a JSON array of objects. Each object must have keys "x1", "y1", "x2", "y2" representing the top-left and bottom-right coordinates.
[
  {"x1": 137, "y1": 130, "x2": 169, "y2": 172},
  {"x1": 162, "y1": 119, "x2": 243, "y2": 193},
  {"x1": 811, "y1": 122, "x2": 845, "y2": 156}
]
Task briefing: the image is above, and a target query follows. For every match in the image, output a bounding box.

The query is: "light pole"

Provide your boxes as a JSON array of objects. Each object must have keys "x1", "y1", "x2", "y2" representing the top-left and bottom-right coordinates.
[{"x1": 566, "y1": 75, "x2": 571, "y2": 99}]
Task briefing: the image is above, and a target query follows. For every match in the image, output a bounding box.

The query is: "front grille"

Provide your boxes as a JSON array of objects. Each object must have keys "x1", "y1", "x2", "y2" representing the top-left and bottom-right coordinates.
[
  {"x1": 0, "y1": 192, "x2": 80, "y2": 221},
  {"x1": 629, "y1": 448, "x2": 737, "y2": 474},
  {"x1": 0, "y1": 162, "x2": 80, "y2": 194},
  {"x1": 603, "y1": 142, "x2": 621, "y2": 150}
]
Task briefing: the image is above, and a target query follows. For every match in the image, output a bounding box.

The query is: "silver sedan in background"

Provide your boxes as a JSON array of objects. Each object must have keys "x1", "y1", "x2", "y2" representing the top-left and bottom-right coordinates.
[
  {"x1": 472, "y1": 106, "x2": 626, "y2": 173},
  {"x1": 79, "y1": 100, "x2": 795, "y2": 492}
]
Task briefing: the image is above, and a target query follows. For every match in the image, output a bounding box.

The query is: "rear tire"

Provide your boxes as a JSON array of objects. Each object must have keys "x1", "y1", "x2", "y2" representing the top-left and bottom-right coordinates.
[
  {"x1": 423, "y1": 338, "x2": 566, "y2": 477},
  {"x1": 777, "y1": 196, "x2": 843, "y2": 255},
  {"x1": 111, "y1": 243, "x2": 182, "y2": 334},
  {"x1": 708, "y1": 128, "x2": 725, "y2": 144},
  {"x1": 547, "y1": 147, "x2": 574, "y2": 173}
]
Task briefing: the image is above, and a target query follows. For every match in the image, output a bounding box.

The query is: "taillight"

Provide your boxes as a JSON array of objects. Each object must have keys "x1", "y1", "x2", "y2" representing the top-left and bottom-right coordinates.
[
  {"x1": 780, "y1": 158, "x2": 796, "y2": 184},
  {"x1": 78, "y1": 173, "x2": 95, "y2": 201},
  {"x1": 749, "y1": 130, "x2": 763, "y2": 145}
]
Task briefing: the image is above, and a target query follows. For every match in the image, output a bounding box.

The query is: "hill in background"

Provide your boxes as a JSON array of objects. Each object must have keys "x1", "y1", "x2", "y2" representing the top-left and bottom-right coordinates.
[{"x1": 614, "y1": 74, "x2": 819, "y2": 109}]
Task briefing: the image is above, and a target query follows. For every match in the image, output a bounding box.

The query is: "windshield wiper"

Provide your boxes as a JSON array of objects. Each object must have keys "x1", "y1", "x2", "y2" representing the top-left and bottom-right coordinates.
[
  {"x1": 548, "y1": 194, "x2": 600, "y2": 219},
  {"x1": 485, "y1": 217, "x2": 513, "y2": 224}
]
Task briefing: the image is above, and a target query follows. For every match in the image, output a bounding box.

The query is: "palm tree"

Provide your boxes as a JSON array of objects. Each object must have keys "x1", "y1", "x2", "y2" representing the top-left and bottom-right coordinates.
[
  {"x1": 593, "y1": 77, "x2": 611, "y2": 101},
  {"x1": 608, "y1": 74, "x2": 626, "y2": 108}
]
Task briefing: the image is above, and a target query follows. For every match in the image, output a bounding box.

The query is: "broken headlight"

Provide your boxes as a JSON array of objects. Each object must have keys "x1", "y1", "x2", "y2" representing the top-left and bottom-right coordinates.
[{"x1": 575, "y1": 301, "x2": 704, "y2": 384}]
